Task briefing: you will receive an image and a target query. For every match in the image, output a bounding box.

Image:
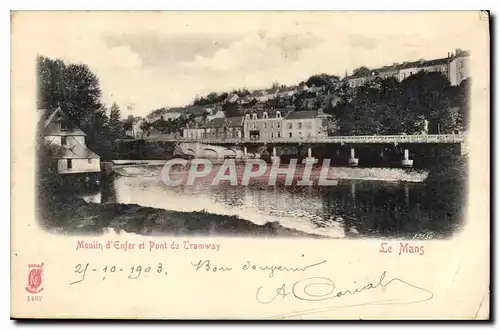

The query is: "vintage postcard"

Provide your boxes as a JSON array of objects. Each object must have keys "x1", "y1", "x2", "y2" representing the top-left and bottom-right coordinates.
[{"x1": 11, "y1": 11, "x2": 490, "y2": 320}]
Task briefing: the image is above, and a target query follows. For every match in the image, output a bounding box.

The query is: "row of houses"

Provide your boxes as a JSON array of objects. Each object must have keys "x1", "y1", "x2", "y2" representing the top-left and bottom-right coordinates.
[
  {"x1": 345, "y1": 49, "x2": 470, "y2": 88},
  {"x1": 183, "y1": 107, "x2": 331, "y2": 141},
  {"x1": 223, "y1": 84, "x2": 325, "y2": 105}
]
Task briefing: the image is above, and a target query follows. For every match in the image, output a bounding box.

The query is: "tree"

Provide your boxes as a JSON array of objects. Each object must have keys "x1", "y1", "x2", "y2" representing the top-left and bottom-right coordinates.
[
  {"x1": 37, "y1": 57, "x2": 103, "y2": 128},
  {"x1": 109, "y1": 102, "x2": 124, "y2": 139},
  {"x1": 37, "y1": 55, "x2": 116, "y2": 159},
  {"x1": 222, "y1": 102, "x2": 241, "y2": 117},
  {"x1": 353, "y1": 66, "x2": 370, "y2": 76},
  {"x1": 206, "y1": 92, "x2": 219, "y2": 104},
  {"x1": 326, "y1": 117, "x2": 340, "y2": 136},
  {"x1": 305, "y1": 73, "x2": 336, "y2": 88},
  {"x1": 329, "y1": 71, "x2": 467, "y2": 136}
]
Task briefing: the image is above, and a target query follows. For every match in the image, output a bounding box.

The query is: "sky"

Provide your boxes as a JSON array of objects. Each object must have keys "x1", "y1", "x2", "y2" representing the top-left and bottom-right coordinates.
[{"x1": 20, "y1": 11, "x2": 481, "y2": 117}]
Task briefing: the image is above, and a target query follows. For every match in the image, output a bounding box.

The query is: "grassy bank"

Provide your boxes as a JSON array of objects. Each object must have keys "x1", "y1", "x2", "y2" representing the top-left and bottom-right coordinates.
[{"x1": 37, "y1": 194, "x2": 321, "y2": 238}]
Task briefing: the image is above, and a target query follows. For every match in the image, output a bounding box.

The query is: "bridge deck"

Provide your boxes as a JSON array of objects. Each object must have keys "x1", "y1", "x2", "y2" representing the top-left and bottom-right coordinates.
[{"x1": 134, "y1": 134, "x2": 466, "y2": 144}]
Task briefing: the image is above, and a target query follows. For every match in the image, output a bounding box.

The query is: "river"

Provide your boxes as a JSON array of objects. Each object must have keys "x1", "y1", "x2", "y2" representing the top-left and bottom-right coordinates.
[{"x1": 78, "y1": 163, "x2": 463, "y2": 239}]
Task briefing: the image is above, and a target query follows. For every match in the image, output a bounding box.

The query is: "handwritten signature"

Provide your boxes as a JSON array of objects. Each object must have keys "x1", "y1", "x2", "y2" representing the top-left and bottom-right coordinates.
[{"x1": 256, "y1": 271, "x2": 434, "y2": 319}]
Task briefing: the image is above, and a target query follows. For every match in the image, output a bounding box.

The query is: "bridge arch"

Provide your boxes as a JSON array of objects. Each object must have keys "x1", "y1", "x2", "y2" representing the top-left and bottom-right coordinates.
[
  {"x1": 224, "y1": 149, "x2": 238, "y2": 158},
  {"x1": 202, "y1": 148, "x2": 219, "y2": 158}
]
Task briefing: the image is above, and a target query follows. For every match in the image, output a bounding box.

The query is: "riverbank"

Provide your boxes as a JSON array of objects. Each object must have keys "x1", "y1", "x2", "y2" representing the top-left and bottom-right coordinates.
[
  {"x1": 38, "y1": 196, "x2": 322, "y2": 238},
  {"x1": 36, "y1": 152, "x2": 467, "y2": 239}
]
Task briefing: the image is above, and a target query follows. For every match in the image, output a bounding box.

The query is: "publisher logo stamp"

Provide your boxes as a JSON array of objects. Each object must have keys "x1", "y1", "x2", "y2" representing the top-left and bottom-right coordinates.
[{"x1": 25, "y1": 263, "x2": 44, "y2": 294}]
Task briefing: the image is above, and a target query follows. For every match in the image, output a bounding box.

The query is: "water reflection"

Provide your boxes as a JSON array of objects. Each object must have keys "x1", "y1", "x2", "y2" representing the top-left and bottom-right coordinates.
[{"x1": 81, "y1": 167, "x2": 462, "y2": 239}]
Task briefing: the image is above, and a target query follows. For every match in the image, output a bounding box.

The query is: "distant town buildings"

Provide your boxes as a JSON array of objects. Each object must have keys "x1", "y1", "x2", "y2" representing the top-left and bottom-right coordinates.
[
  {"x1": 161, "y1": 47, "x2": 470, "y2": 142},
  {"x1": 345, "y1": 49, "x2": 470, "y2": 88},
  {"x1": 161, "y1": 108, "x2": 184, "y2": 121},
  {"x1": 182, "y1": 105, "x2": 331, "y2": 142},
  {"x1": 125, "y1": 117, "x2": 147, "y2": 139}
]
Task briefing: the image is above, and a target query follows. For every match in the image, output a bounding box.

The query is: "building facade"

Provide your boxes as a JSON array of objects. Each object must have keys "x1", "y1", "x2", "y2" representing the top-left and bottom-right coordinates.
[
  {"x1": 224, "y1": 116, "x2": 245, "y2": 139},
  {"x1": 244, "y1": 108, "x2": 287, "y2": 141},
  {"x1": 448, "y1": 50, "x2": 470, "y2": 86},
  {"x1": 38, "y1": 108, "x2": 101, "y2": 175},
  {"x1": 419, "y1": 58, "x2": 449, "y2": 76},
  {"x1": 397, "y1": 62, "x2": 420, "y2": 81},
  {"x1": 183, "y1": 123, "x2": 205, "y2": 139},
  {"x1": 125, "y1": 118, "x2": 147, "y2": 139},
  {"x1": 282, "y1": 110, "x2": 331, "y2": 139}
]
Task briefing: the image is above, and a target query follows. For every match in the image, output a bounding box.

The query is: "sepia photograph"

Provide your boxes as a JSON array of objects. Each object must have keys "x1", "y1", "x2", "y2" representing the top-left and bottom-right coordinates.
[
  {"x1": 11, "y1": 10, "x2": 490, "y2": 320},
  {"x1": 35, "y1": 12, "x2": 470, "y2": 240}
]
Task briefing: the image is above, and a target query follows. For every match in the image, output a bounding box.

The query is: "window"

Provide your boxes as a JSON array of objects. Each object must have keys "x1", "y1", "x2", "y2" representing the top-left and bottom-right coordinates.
[
  {"x1": 271, "y1": 122, "x2": 274, "y2": 129},
  {"x1": 297, "y1": 122, "x2": 302, "y2": 129},
  {"x1": 289, "y1": 133, "x2": 292, "y2": 138},
  {"x1": 263, "y1": 122, "x2": 267, "y2": 129},
  {"x1": 61, "y1": 136, "x2": 67, "y2": 146},
  {"x1": 88, "y1": 158, "x2": 92, "y2": 164},
  {"x1": 276, "y1": 111, "x2": 281, "y2": 118},
  {"x1": 67, "y1": 159, "x2": 72, "y2": 169},
  {"x1": 277, "y1": 131, "x2": 281, "y2": 138},
  {"x1": 263, "y1": 112, "x2": 268, "y2": 119},
  {"x1": 277, "y1": 122, "x2": 281, "y2": 128},
  {"x1": 59, "y1": 120, "x2": 67, "y2": 131}
]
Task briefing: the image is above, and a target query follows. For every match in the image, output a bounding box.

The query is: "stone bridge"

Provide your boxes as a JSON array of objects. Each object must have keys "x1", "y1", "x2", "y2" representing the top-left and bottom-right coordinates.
[{"x1": 119, "y1": 134, "x2": 468, "y2": 167}]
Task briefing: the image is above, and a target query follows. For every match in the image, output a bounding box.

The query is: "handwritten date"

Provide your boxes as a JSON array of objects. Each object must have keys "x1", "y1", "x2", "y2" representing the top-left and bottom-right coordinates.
[{"x1": 69, "y1": 262, "x2": 167, "y2": 285}]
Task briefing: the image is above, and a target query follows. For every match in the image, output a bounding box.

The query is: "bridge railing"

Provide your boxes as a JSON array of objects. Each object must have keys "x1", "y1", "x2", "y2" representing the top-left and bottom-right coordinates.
[{"x1": 142, "y1": 134, "x2": 467, "y2": 144}]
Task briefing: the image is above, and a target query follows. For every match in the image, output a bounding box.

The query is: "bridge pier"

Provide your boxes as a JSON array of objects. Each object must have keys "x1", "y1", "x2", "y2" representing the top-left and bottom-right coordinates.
[
  {"x1": 349, "y1": 148, "x2": 359, "y2": 167},
  {"x1": 402, "y1": 148, "x2": 414, "y2": 167},
  {"x1": 271, "y1": 146, "x2": 280, "y2": 163},
  {"x1": 305, "y1": 146, "x2": 316, "y2": 163},
  {"x1": 195, "y1": 142, "x2": 201, "y2": 158},
  {"x1": 241, "y1": 146, "x2": 250, "y2": 160}
]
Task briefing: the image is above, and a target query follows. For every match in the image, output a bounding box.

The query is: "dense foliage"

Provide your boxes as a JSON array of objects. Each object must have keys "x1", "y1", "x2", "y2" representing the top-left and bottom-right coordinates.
[
  {"x1": 37, "y1": 56, "x2": 125, "y2": 159},
  {"x1": 328, "y1": 72, "x2": 469, "y2": 135}
]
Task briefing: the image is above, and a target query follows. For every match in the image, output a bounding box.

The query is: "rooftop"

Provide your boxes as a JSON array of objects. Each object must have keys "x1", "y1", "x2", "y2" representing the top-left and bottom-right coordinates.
[
  {"x1": 225, "y1": 116, "x2": 244, "y2": 127},
  {"x1": 285, "y1": 110, "x2": 330, "y2": 120},
  {"x1": 202, "y1": 118, "x2": 225, "y2": 129}
]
